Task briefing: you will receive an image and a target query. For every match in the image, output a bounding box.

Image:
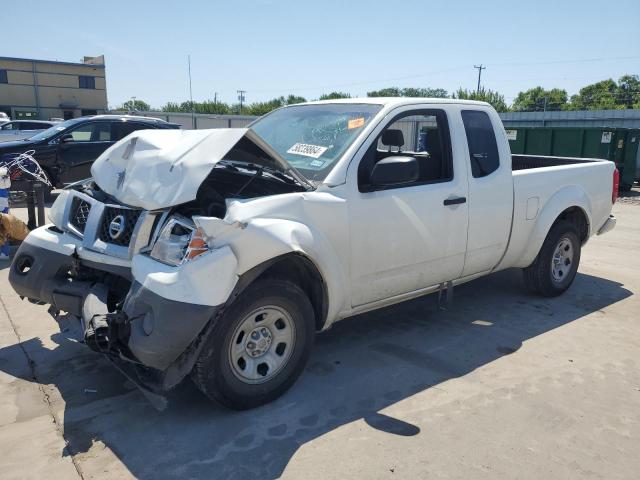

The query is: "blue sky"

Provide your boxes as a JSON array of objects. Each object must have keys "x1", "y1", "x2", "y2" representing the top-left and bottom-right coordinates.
[{"x1": 4, "y1": 0, "x2": 639, "y2": 109}]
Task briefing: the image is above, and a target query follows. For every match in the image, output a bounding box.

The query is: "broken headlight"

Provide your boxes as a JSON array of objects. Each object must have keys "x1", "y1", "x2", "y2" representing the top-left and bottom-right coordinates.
[{"x1": 150, "y1": 217, "x2": 209, "y2": 266}]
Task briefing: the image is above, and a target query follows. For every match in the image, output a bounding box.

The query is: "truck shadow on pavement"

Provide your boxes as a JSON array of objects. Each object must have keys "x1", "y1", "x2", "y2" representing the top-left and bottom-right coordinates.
[{"x1": 0, "y1": 268, "x2": 632, "y2": 479}]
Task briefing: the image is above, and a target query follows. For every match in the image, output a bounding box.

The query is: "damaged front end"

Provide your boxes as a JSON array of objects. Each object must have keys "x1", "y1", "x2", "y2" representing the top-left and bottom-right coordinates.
[{"x1": 8, "y1": 127, "x2": 313, "y2": 403}]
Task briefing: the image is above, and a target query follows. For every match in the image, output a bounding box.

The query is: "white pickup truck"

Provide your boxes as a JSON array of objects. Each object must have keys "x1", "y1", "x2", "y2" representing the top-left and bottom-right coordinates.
[{"x1": 9, "y1": 98, "x2": 618, "y2": 409}]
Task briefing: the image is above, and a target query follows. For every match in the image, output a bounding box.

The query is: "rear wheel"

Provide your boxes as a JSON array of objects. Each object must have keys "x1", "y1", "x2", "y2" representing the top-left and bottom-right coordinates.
[
  {"x1": 192, "y1": 279, "x2": 315, "y2": 409},
  {"x1": 523, "y1": 221, "x2": 581, "y2": 297}
]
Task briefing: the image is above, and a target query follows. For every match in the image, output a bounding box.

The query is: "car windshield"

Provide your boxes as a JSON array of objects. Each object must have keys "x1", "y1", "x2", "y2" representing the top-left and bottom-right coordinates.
[
  {"x1": 26, "y1": 118, "x2": 82, "y2": 141},
  {"x1": 250, "y1": 103, "x2": 382, "y2": 181}
]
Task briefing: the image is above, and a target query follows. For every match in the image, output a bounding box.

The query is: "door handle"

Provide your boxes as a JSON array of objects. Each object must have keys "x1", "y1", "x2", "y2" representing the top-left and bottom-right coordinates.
[{"x1": 443, "y1": 196, "x2": 466, "y2": 206}]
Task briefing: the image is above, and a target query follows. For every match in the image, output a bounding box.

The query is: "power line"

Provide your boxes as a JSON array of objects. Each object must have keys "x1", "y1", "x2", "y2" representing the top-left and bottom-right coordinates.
[{"x1": 247, "y1": 56, "x2": 640, "y2": 95}]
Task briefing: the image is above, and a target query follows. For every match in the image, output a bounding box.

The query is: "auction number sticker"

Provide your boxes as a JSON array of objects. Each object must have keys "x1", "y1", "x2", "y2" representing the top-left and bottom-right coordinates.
[
  {"x1": 287, "y1": 143, "x2": 328, "y2": 159},
  {"x1": 348, "y1": 117, "x2": 366, "y2": 129}
]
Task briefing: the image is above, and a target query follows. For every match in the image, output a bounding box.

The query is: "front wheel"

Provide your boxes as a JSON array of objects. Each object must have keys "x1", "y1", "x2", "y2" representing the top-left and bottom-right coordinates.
[
  {"x1": 192, "y1": 279, "x2": 315, "y2": 409},
  {"x1": 523, "y1": 221, "x2": 581, "y2": 297}
]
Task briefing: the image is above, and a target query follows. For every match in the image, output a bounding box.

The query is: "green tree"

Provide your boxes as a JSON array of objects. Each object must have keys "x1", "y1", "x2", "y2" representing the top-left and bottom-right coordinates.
[
  {"x1": 285, "y1": 95, "x2": 307, "y2": 105},
  {"x1": 452, "y1": 88, "x2": 509, "y2": 112},
  {"x1": 120, "y1": 99, "x2": 151, "y2": 111},
  {"x1": 512, "y1": 87, "x2": 568, "y2": 112},
  {"x1": 161, "y1": 100, "x2": 231, "y2": 114},
  {"x1": 367, "y1": 87, "x2": 402, "y2": 97},
  {"x1": 567, "y1": 79, "x2": 619, "y2": 110},
  {"x1": 245, "y1": 98, "x2": 284, "y2": 116},
  {"x1": 194, "y1": 100, "x2": 231, "y2": 114},
  {"x1": 319, "y1": 91, "x2": 351, "y2": 100},
  {"x1": 401, "y1": 87, "x2": 448, "y2": 98},
  {"x1": 161, "y1": 102, "x2": 182, "y2": 112},
  {"x1": 244, "y1": 95, "x2": 307, "y2": 116},
  {"x1": 366, "y1": 87, "x2": 448, "y2": 98},
  {"x1": 616, "y1": 74, "x2": 640, "y2": 109}
]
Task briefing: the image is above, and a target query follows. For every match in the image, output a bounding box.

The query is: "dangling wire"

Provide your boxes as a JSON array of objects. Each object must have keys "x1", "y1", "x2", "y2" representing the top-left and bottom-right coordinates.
[{"x1": 0, "y1": 150, "x2": 52, "y2": 186}]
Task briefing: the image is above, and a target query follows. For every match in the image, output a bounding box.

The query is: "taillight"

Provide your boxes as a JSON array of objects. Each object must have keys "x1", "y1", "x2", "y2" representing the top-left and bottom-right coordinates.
[{"x1": 612, "y1": 168, "x2": 620, "y2": 204}]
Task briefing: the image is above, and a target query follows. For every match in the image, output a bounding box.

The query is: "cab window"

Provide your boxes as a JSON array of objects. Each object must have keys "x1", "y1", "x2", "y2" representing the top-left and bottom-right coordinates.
[
  {"x1": 461, "y1": 110, "x2": 500, "y2": 178},
  {"x1": 358, "y1": 109, "x2": 453, "y2": 191}
]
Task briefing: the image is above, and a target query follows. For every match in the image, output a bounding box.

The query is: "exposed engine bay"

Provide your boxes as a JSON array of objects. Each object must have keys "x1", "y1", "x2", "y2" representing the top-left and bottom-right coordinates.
[{"x1": 177, "y1": 137, "x2": 308, "y2": 219}]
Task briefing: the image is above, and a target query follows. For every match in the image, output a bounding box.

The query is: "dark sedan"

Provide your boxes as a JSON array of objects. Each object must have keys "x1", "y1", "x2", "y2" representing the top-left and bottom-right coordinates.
[{"x1": 0, "y1": 115, "x2": 180, "y2": 189}]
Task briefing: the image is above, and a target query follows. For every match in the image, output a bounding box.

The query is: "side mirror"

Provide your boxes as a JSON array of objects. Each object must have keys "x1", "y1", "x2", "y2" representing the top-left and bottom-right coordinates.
[
  {"x1": 59, "y1": 133, "x2": 73, "y2": 144},
  {"x1": 370, "y1": 156, "x2": 419, "y2": 187}
]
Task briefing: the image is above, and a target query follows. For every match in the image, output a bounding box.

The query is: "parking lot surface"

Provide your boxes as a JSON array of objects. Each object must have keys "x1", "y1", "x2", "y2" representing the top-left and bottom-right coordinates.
[{"x1": 0, "y1": 194, "x2": 639, "y2": 479}]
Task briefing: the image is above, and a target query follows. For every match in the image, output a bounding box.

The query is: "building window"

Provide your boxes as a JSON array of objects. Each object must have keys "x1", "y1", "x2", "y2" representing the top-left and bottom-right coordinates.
[
  {"x1": 79, "y1": 75, "x2": 95, "y2": 89},
  {"x1": 81, "y1": 109, "x2": 98, "y2": 116},
  {"x1": 0, "y1": 70, "x2": 7, "y2": 84}
]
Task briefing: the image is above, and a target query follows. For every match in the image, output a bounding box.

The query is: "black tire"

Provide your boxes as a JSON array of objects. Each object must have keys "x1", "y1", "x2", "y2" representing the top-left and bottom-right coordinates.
[
  {"x1": 192, "y1": 279, "x2": 315, "y2": 409},
  {"x1": 522, "y1": 220, "x2": 581, "y2": 297}
]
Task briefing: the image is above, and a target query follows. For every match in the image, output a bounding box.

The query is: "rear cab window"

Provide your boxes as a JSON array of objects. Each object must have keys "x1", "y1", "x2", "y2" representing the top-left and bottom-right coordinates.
[{"x1": 461, "y1": 110, "x2": 500, "y2": 178}]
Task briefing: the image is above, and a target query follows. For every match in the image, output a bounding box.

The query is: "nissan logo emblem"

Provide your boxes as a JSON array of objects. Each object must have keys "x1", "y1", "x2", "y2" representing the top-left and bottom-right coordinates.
[{"x1": 108, "y1": 215, "x2": 126, "y2": 240}]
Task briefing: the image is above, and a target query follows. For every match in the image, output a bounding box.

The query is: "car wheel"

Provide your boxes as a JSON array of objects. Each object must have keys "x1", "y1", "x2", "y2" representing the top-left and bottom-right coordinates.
[
  {"x1": 522, "y1": 220, "x2": 581, "y2": 297},
  {"x1": 192, "y1": 279, "x2": 315, "y2": 409}
]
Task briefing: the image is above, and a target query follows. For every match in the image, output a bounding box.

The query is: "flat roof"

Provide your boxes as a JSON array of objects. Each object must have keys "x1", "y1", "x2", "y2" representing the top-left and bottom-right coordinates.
[{"x1": 0, "y1": 56, "x2": 105, "y2": 68}]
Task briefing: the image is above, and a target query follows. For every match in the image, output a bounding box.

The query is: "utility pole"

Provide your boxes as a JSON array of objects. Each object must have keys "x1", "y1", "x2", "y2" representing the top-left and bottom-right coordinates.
[
  {"x1": 474, "y1": 64, "x2": 486, "y2": 93},
  {"x1": 130, "y1": 96, "x2": 136, "y2": 112},
  {"x1": 237, "y1": 90, "x2": 246, "y2": 114},
  {"x1": 188, "y1": 55, "x2": 195, "y2": 128}
]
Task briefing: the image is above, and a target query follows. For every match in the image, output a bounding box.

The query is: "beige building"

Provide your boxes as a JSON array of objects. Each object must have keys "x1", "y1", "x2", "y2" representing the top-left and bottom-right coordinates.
[{"x1": 0, "y1": 55, "x2": 107, "y2": 121}]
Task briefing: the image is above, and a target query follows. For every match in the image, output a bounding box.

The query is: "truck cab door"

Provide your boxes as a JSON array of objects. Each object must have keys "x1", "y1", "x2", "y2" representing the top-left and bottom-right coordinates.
[
  {"x1": 459, "y1": 109, "x2": 514, "y2": 277},
  {"x1": 347, "y1": 107, "x2": 469, "y2": 307},
  {"x1": 57, "y1": 121, "x2": 114, "y2": 184}
]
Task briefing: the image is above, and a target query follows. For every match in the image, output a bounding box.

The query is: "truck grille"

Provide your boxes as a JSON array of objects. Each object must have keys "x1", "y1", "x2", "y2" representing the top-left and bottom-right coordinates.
[
  {"x1": 69, "y1": 197, "x2": 91, "y2": 233},
  {"x1": 98, "y1": 207, "x2": 142, "y2": 247}
]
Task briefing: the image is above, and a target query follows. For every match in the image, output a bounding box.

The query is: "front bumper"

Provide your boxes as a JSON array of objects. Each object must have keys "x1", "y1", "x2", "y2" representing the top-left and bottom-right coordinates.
[{"x1": 9, "y1": 226, "x2": 221, "y2": 388}]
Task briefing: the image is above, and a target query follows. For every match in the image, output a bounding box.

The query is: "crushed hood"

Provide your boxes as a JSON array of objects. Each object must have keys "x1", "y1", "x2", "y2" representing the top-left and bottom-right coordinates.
[{"x1": 92, "y1": 128, "x2": 309, "y2": 210}]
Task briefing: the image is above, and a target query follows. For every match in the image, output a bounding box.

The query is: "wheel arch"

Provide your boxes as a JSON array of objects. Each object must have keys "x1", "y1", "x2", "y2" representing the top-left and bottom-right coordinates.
[
  {"x1": 520, "y1": 185, "x2": 592, "y2": 268},
  {"x1": 230, "y1": 252, "x2": 329, "y2": 332}
]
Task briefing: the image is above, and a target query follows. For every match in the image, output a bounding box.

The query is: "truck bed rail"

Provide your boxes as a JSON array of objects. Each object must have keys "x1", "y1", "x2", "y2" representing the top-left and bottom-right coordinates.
[{"x1": 512, "y1": 154, "x2": 594, "y2": 171}]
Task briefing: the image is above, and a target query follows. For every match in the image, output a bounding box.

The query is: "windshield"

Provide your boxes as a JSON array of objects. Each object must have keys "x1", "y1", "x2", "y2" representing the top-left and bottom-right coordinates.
[
  {"x1": 26, "y1": 118, "x2": 82, "y2": 141},
  {"x1": 250, "y1": 103, "x2": 382, "y2": 181}
]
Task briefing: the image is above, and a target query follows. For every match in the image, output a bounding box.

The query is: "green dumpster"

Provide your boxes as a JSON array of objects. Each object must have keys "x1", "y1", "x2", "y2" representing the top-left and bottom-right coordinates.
[
  {"x1": 505, "y1": 126, "x2": 639, "y2": 190},
  {"x1": 619, "y1": 129, "x2": 640, "y2": 189}
]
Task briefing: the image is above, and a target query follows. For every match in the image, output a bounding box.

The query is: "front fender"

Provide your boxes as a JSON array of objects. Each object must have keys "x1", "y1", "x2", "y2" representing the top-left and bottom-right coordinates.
[
  {"x1": 518, "y1": 185, "x2": 592, "y2": 268},
  {"x1": 204, "y1": 217, "x2": 349, "y2": 325}
]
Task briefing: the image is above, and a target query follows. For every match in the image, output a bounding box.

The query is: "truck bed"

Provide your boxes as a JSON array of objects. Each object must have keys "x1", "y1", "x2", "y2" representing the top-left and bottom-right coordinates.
[
  {"x1": 512, "y1": 154, "x2": 596, "y2": 170},
  {"x1": 497, "y1": 154, "x2": 615, "y2": 272}
]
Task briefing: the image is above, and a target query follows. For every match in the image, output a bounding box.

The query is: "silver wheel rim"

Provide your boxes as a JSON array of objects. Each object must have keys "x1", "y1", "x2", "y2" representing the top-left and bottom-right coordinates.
[
  {"x1": 228, "y1": 305, "x2": 296, "y2": 384},
  {"x1": 551, "y1": 237, "x2": 574, "y2": 283}
]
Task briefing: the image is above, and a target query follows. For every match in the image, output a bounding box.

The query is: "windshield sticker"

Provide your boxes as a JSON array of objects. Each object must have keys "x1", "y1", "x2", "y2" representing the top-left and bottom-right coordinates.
[
  {"x1": 309, "y1": 159, "x2": 325, "y2": 168},
  {"x1": 287, "y1": 143, "x2": 328, "y2": 159},
  {"x1": 348, "y1": 117, "x2": 365, "y2": 129}
]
